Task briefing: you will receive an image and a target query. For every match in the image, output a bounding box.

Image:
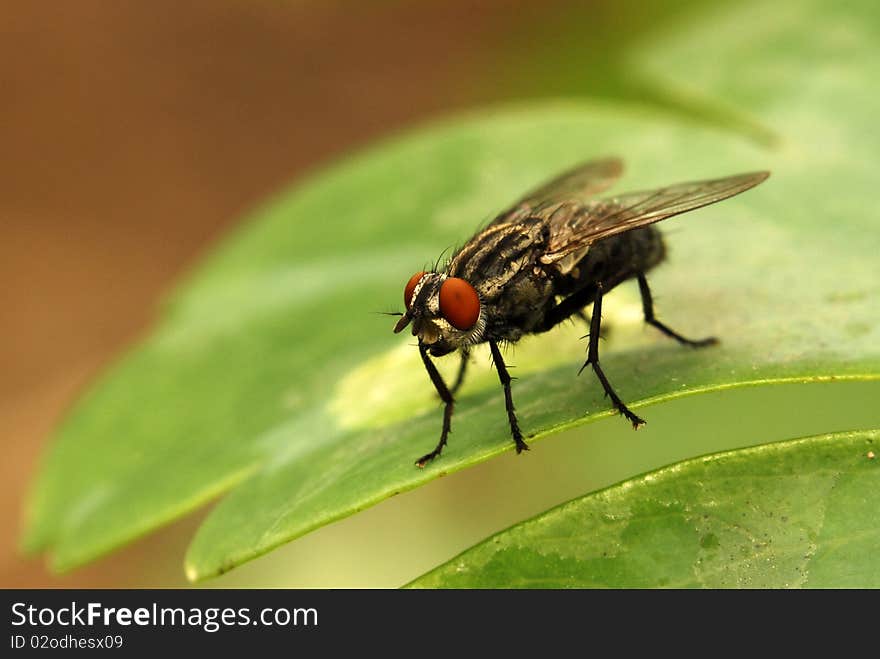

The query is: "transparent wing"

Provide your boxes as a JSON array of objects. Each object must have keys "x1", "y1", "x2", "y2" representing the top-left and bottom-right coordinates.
[
  {"x1": 542, "y1": 170, "x2": 770, "y2": 263},
  {"x1": 489, "y1": 157, "x2": 624, "y2": 226}
]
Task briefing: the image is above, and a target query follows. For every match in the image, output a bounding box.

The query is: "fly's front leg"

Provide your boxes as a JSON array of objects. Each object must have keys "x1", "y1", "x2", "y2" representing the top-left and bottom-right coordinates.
[
  {"x1": 637, "y1": 274, "x2": 718, "y2": 348},
  {"x1": 449, "y1": 348, "x2": 470, "y2": 397},
  {"x1": 489, "y1": 340, "x2": 529, "y2": 454},
  {"x1": 416, "y1": 342, "x2": 455, "y2": 468},
  {"x1": 579, "y1": 283, "x2": 646, "y2": 429}
]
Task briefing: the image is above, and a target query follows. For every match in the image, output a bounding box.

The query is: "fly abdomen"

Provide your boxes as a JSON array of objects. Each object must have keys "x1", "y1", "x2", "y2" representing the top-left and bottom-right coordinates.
[{"x1": 561, "y1": 226, "x2": 666, "y2": 297}]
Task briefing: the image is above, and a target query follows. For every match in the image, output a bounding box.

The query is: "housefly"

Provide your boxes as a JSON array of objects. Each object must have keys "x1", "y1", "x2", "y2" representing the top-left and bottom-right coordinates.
[{"x1": 393, "y1": 158, "x2": 769, "y2": 467}]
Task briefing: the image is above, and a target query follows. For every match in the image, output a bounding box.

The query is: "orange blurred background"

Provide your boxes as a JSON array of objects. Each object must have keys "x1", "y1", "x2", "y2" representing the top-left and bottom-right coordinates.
[{"x1": 1, "y1": 0, "x2": 692, "y2": 586}]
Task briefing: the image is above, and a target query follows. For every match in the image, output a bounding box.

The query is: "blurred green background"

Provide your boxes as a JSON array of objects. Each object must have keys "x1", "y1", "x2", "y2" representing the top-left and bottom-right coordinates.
[{"x1": 3, "y1": 0, "x2": 878, "y2": 587}]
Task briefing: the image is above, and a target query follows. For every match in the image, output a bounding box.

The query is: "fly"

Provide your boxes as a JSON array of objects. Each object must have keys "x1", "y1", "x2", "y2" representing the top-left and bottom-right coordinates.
[{"x1": 393, "y1": 158, "x2": 769, "y2": 467}]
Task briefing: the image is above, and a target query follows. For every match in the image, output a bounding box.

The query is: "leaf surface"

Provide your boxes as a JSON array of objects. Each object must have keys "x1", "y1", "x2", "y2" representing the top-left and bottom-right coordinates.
[
  {"x1": 22, "y1": 0, "x2": 880, "y2": 578},
  {"x1": 410, "y1": 430, "x2": 880, "y2": 588}
]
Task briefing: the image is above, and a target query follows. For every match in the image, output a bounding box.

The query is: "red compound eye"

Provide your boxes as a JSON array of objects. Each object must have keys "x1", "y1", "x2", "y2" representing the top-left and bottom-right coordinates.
[
  {"x1": 439, "y1": 278, "x2": 480, "y2": 330},
  {"x1": 404, "y1": 271, "x2": 426, "y2": 310}
]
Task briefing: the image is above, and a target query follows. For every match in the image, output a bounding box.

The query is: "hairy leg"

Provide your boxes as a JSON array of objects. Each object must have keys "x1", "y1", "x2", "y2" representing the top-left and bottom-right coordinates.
[
  {"x1": 489, "y1": 340, "x2": 529, "y2": 454},
  {"x1": 578, "y1": 283, "x2": 646, "y2": 428},
  {"x1": 415, "y1": 342, "x2": 455, "y2": 467},
  {"x1": 449, "y1": 348, "x2": 470, "y2": 396},
  {"x1": 637, "y1": 274, "x2": 718, "y2": 348}
]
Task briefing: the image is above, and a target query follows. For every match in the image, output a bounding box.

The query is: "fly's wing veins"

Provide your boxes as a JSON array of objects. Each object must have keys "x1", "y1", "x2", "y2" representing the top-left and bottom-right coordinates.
[
  {"x1": 540, "y1": 170, "x2": 770, "y2": 265},
  {"x1": 488, "y1": 157, "x2": 624, "y2": 227}
]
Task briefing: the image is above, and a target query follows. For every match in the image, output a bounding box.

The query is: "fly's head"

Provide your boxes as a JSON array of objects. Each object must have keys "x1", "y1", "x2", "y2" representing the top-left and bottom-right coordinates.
[{"x1": 393, "y1": 271, "x2": 485, "y2": 356}]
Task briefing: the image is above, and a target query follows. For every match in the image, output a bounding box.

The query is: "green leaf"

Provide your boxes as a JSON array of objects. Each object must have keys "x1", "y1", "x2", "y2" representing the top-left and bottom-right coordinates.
[
  {"x1": 408, "y1": 429, "x2": 880, "y2": 588},
  {"x1": 23, "y1": 0, "x2": 880, "y2": 578}
]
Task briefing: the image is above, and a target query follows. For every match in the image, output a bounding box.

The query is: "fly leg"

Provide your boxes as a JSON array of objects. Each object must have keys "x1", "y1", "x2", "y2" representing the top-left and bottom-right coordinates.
[
  {"x1": 539, "y1": 279, "x2": 642, "y2": 427},
  {"x1": 575, "y1": 310, "x2": 615, "y2": 341},
  {"x1": 415, "y1": 342, "x2": 455, "y2": 467},
  {"x1": 579, "y1": 283, "x2": 646, "y2": 428},
  {"x1": 489, "y1": 340, "x2": 529, "y2": 454},
  {"x1": 449, "y1": 348, "x2": 470, "y2": 397},
  {"x1": 540, "y1": 283, "x2": 598, "y2": 330},
  {"x1": 637, "y1": 274, "x2": 718, "y2": 348}
]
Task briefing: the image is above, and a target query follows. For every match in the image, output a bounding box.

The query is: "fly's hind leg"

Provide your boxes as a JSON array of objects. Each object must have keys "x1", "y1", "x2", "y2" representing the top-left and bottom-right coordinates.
[{"x1": 637, "y1": 274, "x2": 718, "y2": 348}]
